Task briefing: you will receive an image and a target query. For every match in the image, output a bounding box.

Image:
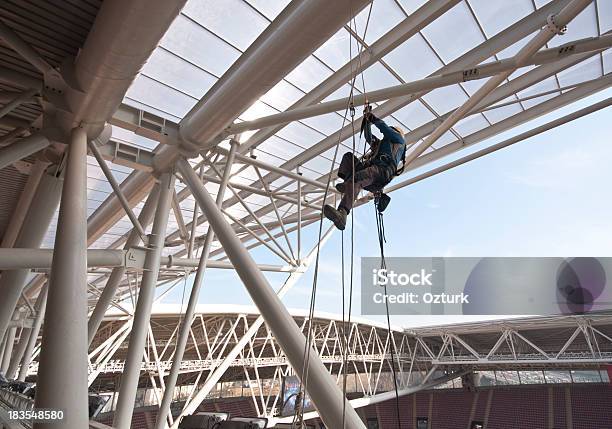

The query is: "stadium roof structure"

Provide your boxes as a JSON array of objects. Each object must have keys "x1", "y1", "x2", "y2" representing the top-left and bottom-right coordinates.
[{"x1": 0, "y1": 0, "x2": 611, "y2": 428}]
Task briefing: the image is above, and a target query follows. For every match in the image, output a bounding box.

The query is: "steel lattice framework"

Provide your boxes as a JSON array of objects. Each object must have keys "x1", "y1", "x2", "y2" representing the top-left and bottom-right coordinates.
[{"x1": 0, "y1": 0, "x2": 611, "y2": 428}]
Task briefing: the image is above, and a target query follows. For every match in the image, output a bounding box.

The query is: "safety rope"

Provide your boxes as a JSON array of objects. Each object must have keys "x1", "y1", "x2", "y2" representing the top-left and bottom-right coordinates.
[
  {"x1": 374, "y1": 199, "x2": 402, "y2": 428},
  {"x1": 293, "y1": 2, "x2": 374, "y2": 427}
]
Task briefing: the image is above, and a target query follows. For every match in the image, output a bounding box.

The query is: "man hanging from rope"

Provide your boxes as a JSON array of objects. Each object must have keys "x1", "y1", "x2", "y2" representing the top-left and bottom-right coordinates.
[{"x1": 324, "y1": 106, "x2": 407, "y2": 230}]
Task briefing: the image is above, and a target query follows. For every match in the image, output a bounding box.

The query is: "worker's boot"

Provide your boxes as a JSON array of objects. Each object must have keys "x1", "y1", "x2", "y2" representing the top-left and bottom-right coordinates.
[
  {"x1": 323, "y1": 205, "x2": 347, "y2": 230},
  {"x1": 335, "y1": 182, "x2": 346, "y2": 193}
]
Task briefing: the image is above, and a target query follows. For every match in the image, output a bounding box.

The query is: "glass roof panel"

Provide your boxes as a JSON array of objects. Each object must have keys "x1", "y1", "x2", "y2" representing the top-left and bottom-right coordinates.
[
  {"x1": 285, "y1": 56, "x2": 333, "y2": 92},
  {"x1": 453, "y1": 113, "x2": 490, "y2": 137},
  {"x1": 239, "y1": 100, "x2": 278, "y2": 121},
  {"x1": 482, "y1": 101, "x2": 522, "y2": 124},
  {"x1": 422, "y1": 84, "x2": 469, "y2": 115},
  {"x1": 420, "y1": 2, "x2": 485, "y2": 64},
  {"x1": 517, "y1": 76, "x2": 559, "y2": 109},
  {"x1": 598, "y1": 0, "x2": 612, "y2": 32},
  {"x1": 393, "y1": 99, "x2": 437, "y2": 131},
  {"x1": 260, "y1": 80, "x2": 305, "y2": 111},
  {"x1": 257, "y1": 136, "x2": 307, "y2": 160},
  {"x1": 182, "y1": 0, "x2": 269, "y2": 51},
  {"x1": 360, "y1": 62, "x2": 402, "y2": 91},
  {"x1": 276, "y1": 121, "x2": 327, "y2": 148},
  {"x1": 160, "y1": 15, "x2": 241, "y2": 77},
  {"x1": 313, "y1": 28, "x2": 354, "y2": 71},
  {"x1": 603, "y1": 49, "x2": 612, "y2": 74},
  {"x1": 244, "y1": 0, "x2": 290, "y2": 21},
  {"x1": 468, "y1": 0, "x2": 533, "y2": 38},
  {"x1": 354, "y1": 0, "x2": 405, "y2": 45},
  {"x1": 141, "y1": 49, "x2": 216, "y2": 98},
  {"x1": 396, "y1": 0, "x2": 429, "y2": 15},
  {"x1": 301, "y1": 112, "x2": 346, "y2": 136},
  {"x1": 548, "y1": 2, "x2": 598, "y2": 47},
  {"x1": 125, "y1": 76, "x2": 197, "y2": 118},
  {"x1": 495, "y1": 31, "x2": 537, "y2": 60},
  {"x1": 557, "y1": 54, "x2": 602, "y2": 87},
  {"x1": 383, "y1": 34, "x2": 444, "y2": 82}
]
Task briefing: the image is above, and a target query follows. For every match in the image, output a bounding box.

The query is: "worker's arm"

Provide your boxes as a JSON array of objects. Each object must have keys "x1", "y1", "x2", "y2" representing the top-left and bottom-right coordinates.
[
  {"x1": 362, "y1": 117, "x2": 377, "y2": 146},
  {"x1": 371, "y1": 117, "x2": 404, "y2": 145}
]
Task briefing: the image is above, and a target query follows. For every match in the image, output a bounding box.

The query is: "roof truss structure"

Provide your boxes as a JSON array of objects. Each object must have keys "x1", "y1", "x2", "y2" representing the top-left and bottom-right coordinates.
[{"x1": 0, "y1": 0, "x2": 611, "y2": 428}]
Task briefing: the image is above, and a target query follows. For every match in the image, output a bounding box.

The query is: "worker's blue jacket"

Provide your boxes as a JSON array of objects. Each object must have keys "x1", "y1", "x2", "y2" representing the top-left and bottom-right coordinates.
[{"x1": 363, "y1": 118, "x2": 405, "y2": 171}]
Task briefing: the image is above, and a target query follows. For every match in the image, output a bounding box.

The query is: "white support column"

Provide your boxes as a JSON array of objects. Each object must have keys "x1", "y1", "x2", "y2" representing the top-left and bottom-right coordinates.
[
  {"x1": 177, "y1": 158, "x2": 365, "y2": 429},
  {"x1": 113, "y1": 172, "x2": 174, "y2": 429},
  {"x1": 87, "y1": 184, "x2": 160, "y2": 345},
  {"x1": 34, "y1": 127, "x2": 89, "y2": 429},
  {"x1": 18, "y1": 286, "x2": 48, "y2": 381},
  {"x1": 154, "y1": 141, "x2": 238, "y2": 429}
]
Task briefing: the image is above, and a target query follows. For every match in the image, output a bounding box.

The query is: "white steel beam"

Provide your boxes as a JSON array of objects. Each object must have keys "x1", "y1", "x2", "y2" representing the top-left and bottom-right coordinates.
[
  {"x1": 404, "y1": 0, "x2": 594, "y2": 166},
  {"x1": 177, "y1": 158, "x2": 365, "y2": 429},
  {"x1": 173, "y1": 227, "x2": 335, "y2": 425},
  {"x1": 238, "y1": 0, "x2": 462, "y2": 152},
  {"x1": 222, "y1": 34, "x2": 612, "y2": 136},
  {"x1": 176, "y1": 0, "x2": 371, "y2": 153},
  {"x1": 154, "y1": 141, "x2": 239, "y2": 429},
  {"x1": 0, "y1": 133, "x2": 50, "y2": 171}
]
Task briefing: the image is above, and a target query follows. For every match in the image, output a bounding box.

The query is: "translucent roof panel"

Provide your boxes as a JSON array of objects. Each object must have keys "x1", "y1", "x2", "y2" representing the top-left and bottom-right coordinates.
[
  {"x1": 160, "y1": 14, "x2": 240, "y2": 77},
  {"x1": 453, "y1": 113, "x2": 491, "y2": 137},
  {"x1": 603, "y1": 49, "x2": 612, "y2": 74},
  {"x1": 313, "y1": 28, "x2": 355, "y2": 71},
  {"x1": 141, "y1": 49, "x2": 216, "y2": 98},
  {"x1": 482, "y1": 101, "x2": 523, "y2": 124},
  {"x1": 360, "y1": 62, "x2": 401, "y2": 91},
  {"x1": 422, "y1": 84, "x2": 469, "y2": 115},
  {"x1": 382, "y1": 34, "x2": 444, "y2": 82},
  {"x1": 468, "y1": 0, "x2": 533, "y2": 38},
  {"x1": 393, "y1": 100, "x2": 437, "y2": 131},
  {"x1": 557, "y1": 54, "x2": 603, "y2": 88},
  {"x1": 396, "y1": 0, "x2": 429, "y2": 16},
  {"x1": 354, "y1": 0, "x2": 405, "y2": 45},
  {"x1": 517, "y1": 76, "x2": 559, "y2": 109},
  {"x1": 182, "y1": 0, "x2": 270, "y2": 51},
  {"x1": 598, "y1": 0, "x2": 612, "y2": 33},
  {"x1": 260, "y1": 80, "x2": 305, "y2": 111},
  {"x1": 245, "y1": 0, "x2": 290, "y2": 21},
  {"x1": 125, "y1": 75, "x2": 197, "y2": 118},
  {"x1": 420, "y1": 2, "x2": 485, "y2": 64},
  {"x1": 285, "y1": 56, "x2": 333, "y2": 92}
]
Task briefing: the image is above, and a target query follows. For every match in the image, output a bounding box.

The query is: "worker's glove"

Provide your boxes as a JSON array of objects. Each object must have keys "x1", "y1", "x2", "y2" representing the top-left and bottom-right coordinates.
[{"x1": 364, "y1": 111, "x2": 378, "y2": 123}]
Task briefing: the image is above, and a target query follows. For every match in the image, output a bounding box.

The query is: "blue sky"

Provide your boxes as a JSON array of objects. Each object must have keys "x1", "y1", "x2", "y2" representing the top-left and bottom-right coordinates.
[{"x1": 156, "y1": 87, "x2": 612, "y2": 328}]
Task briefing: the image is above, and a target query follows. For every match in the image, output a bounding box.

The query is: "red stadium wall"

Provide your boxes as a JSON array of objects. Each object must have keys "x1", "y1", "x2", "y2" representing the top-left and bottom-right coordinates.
[
  {"x1": 354, "y1": 384, "x2": 612, "y2": 429},
  {"x1": 96, "y1": 384, "x2": 612, "y2": 428}
]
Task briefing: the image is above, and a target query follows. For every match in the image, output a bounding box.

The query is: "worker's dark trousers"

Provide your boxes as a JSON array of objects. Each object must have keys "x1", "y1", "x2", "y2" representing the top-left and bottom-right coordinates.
[{"x1": 338, "y1": 164, "x2": 386, "y2": 212}]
